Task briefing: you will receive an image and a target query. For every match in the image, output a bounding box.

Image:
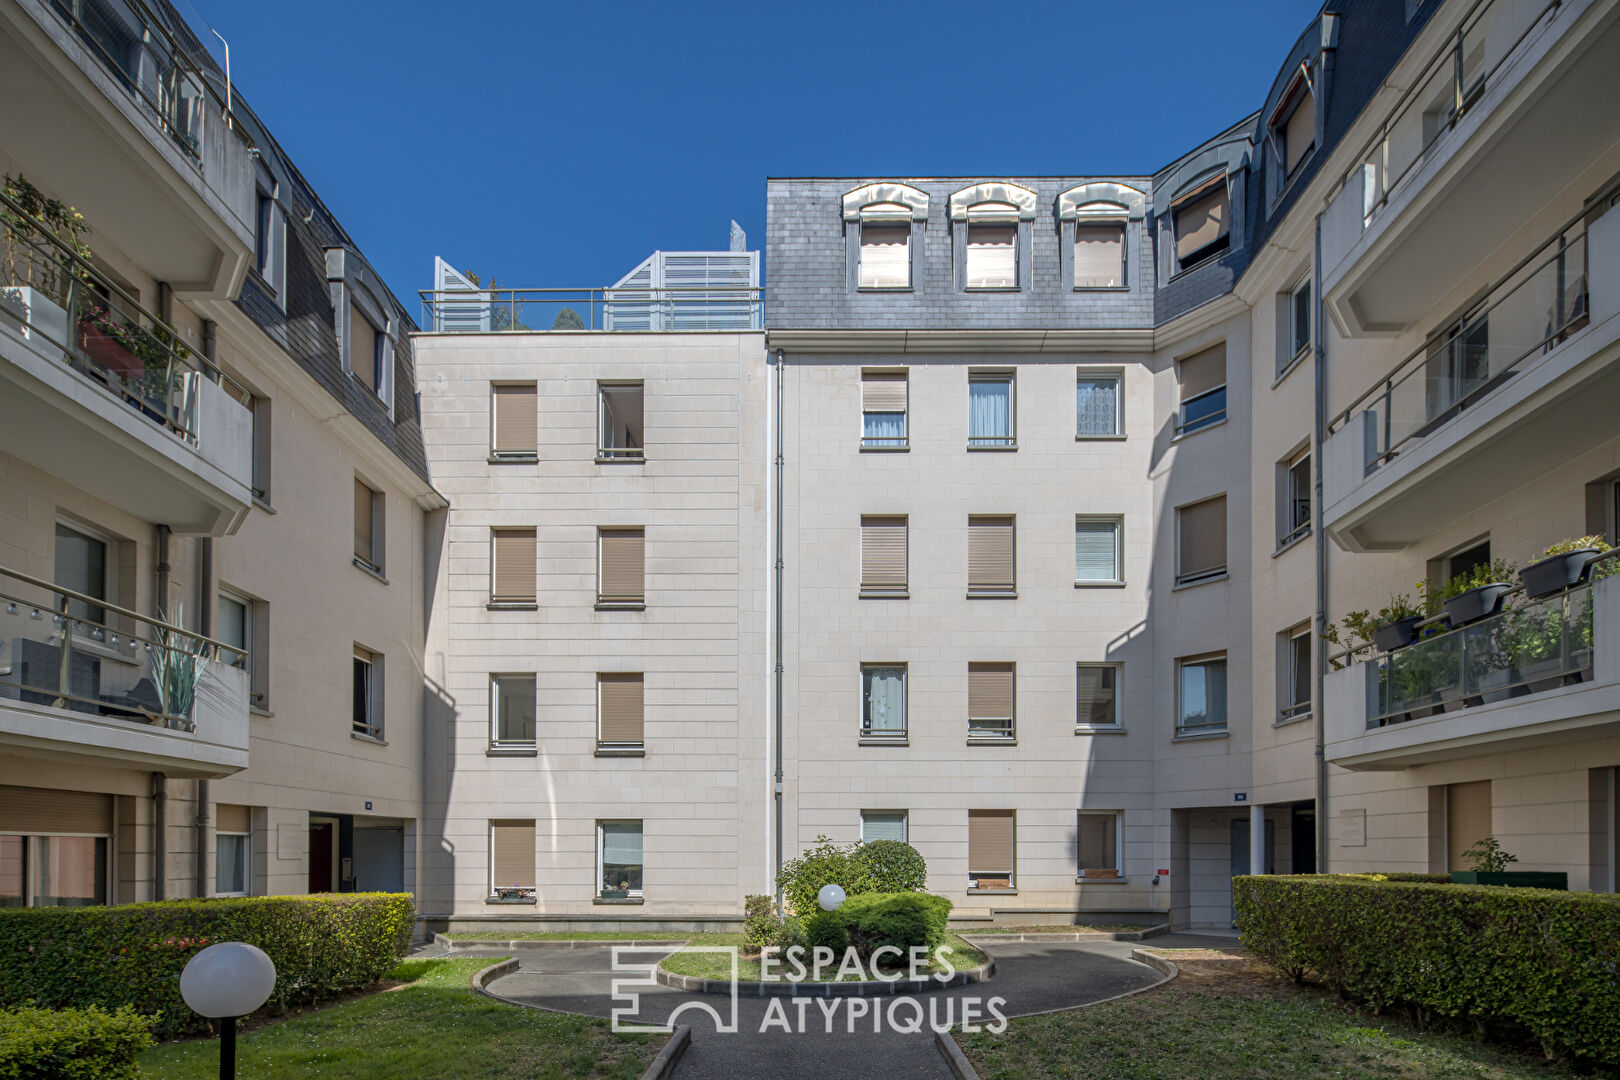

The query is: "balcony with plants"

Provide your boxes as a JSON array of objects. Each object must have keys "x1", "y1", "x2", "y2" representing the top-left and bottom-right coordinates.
[
  {"x1": 0, "y1": 563, "x2": 251, "y2": 777},
  {"x1": 0, "y1": 176, "x2": 254, "y2": 534},
  {"x1": 1323, "y1": 539, "x2": 1620, "y2": 768}
]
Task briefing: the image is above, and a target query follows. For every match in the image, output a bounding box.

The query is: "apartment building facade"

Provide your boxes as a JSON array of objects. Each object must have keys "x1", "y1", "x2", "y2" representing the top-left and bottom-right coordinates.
[{"x1": 0, "y1": 0, "x2": 438, "y2": 907}]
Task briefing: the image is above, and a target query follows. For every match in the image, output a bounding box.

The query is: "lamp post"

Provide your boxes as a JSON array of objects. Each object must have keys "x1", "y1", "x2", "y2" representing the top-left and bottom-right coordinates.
[
  {"x1": 180, "y1": 941, "x2": 277, "y2": 1080},
  {"x1": 817, "y1": 883, "x2": 845, "y2": 911}
]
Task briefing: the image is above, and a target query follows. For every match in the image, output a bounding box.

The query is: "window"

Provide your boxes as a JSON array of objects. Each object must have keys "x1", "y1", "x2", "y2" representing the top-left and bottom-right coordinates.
[
  {"x1": 54, "y1": 523, "x2": 108, "y2": 623},
  {"x1": 1271, "y1": 75, "x2": 1317, "y2": 179},
  {"x1": 353, "y1": 479, "x2": 384, "y2": 575},
  {"x1": 490, "y1": 528, "x2": 536, "y2": 606},
  {"x1": 1076, "y1": 371, "x2": 1121, "y2": 437},
  {"x1": 0, "y1": 787, "x2": 111, "y2": 907},
  {"x1": 967, "y1": 515, "x2": 1016, "y2": 595},
  {"x1": 217, "y1": 589, "x2": 268, "y2": 709},
  {"x1": 861, "y1": 664, "x2": 907, "y2": 738},
  {"x1": 347, "y1": 300, "x2": 385, "y2": 398},
  {"x1": 861, "y1": 370, "x2": 908, "y2": 449},
  {"x1": 252, "y1": 172, "x2": 285, "y2": 300},
  {"x1": 598, "y1": 383, "x2": 644, "y2": 461},
  {"x1": 1280, "y1": 626, "x2": 1312, "y2": 722},
  {"x1": 859, "y1": 204, "x2": 912, "y2": 289},
  {"x1": 861, "y1": 810, "x2": 908, "y2": 844},
  {"x1": 968, "y1": 373, "x2": 1015, "y2": 448},
  {"x1": 1177, "y1": 654, "x2": 1228, "y2": 734},
  {"x1": 967, "y1": 809, "x2": 1015, "y2": 890},
  {"x1": 1177, "y1": 343, "x2": 1227, "y2": 434},
  {"x1": 860, "y1": 516, "x2": 908, "y2": 597},
  {"x1": 352, "y1": 645, "x2": 382, "y2": 738},
  {"x1": 1287, "y1": 278, "x2": 1312, "y2": 365},
  {"x1": 1172, "y1": 172, "x2": 1230, "y2": 269},
  {"x1": 489, "y1": 820, "x2": 535, "y2": 901},
  {"x1": 1077, "y1": 664, "x2": 1120, "y2": 728},
  {"x1": 1075, "y1": 518, "x2": 1122, "y2": 585},
  {"x1": 964, "y1": 204, "x2": 1019, "y2": 289},
  {"x1": 1444, "y1": 781, "x2": 1492, "y2": 872},
  {"x1": 1073, "y1": 205, "x2": 1127, "y2": 289},
  {"x1": 1077, "y1": 812, "x2": 1121, "y2": 878},
  {"x1": 968, "y1": 662, "x2": 1015, "y2": 740},
  {"x1": 250, "y1": 396, "x2": 272, "y2": 504},
  {"x1": 1442, "y1": 539, "x2": 1491, "y2": 586},
  {"x1": 1280, "y1": 448, "x2": 1311, "y2": 548},
  {"x1": 491, "y1": 674, "x2": 536, "y2": 748},
  {"x1": 1176, "y1": 495, "x2": 1227, "y2": 585},
  {"x1": 491, "y1": 383, "x2": 538, "y2": 459},
  {"x1": 598, "y1": 820, "x2": 643, "y2": 899},
  {"x1": 214, "y1": 804, "x2": 251, "y2": 897},
  {"x1": 597, "y1": 528, "x2": 645, "y2": 608},
  {"x1": 597, "y1": 673, "x2": 644, "y2": 749}
]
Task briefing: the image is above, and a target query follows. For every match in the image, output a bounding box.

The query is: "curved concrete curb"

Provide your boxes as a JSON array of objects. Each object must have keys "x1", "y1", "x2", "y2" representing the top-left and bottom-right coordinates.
[
  {"x1": 437, "y1": 933, "x2": 688, "y2": 951},
  {"x1": 470, "y1": 957, "x2": 519, "y2": 997},
  {"x1": 656, "y1": 955, "x2": 996, "y2": 997},
  {"x1": 637, "y1": 1024, "x2": 690, "y2": 1080},
  {"x1": 935, "y1": 1029, "x2": 980, "y2": 1080},
  {"x1": 1127, "y1": 947, "x2": 1180, "y2": 981},
  {"x1": 958, "y1": 924, "x2": 1169, "y2": 944}
]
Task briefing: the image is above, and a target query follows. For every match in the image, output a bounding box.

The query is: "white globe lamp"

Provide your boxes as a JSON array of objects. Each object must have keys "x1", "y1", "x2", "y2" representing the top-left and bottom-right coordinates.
[
  {"x1": 181, "y1": 942, "x2": 276, "y2": 1079},
  {"x1": 817, "y1": 882, "x2": 846, "y2": 911}
]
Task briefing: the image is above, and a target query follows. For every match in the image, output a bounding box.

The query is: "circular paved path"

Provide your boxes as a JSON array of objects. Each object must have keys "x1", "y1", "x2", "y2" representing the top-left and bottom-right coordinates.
[{"x1": 480, "y1": 940, "x2": 1167, "y2": 1080}]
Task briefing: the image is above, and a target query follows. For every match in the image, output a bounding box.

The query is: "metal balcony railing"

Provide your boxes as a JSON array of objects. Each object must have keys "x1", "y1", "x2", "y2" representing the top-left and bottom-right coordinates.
[
  {"x1": 1368, "y1": 577, "x2": 1598, "y2": 727},
  {"x1": 418, "y1": 286, "x2": 764, "y2": 334},
  {"x1": 0, "y1": 564, "x2": 245, "y2": 731},
  {"x1": 1325, "y1": 0, "x2": 1560, "y2": 236},
  {"x1": 1327, "y1": 190, "x2": 1604, "y2": 472},
  {"x1": 0, "y1": 188, "x2": 251, "y2": 441}
]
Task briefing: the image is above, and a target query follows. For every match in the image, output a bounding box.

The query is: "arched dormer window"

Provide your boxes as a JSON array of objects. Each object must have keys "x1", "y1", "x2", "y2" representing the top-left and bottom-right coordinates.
[
  {"x1": 949, "y1": 183, "x2": 1037, "y2": 292},
  {"x1": 1057, "y1": 183, "x2": 1145, "y2": 291},
  {"x1": 1171, "y1": 171, "x2": 1230, "y2": 270},
  {"x1": 843, "y1": 183, "x2": 929, "y2": 291}
]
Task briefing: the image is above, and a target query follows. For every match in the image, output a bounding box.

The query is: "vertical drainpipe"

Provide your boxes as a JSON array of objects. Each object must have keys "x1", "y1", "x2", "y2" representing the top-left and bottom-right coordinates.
[
  {"x1": 194, "y1": 319, "x2": 218, "y2": 899},
  {"x1": 1312, "y1": 212, "x2": 1330, "y2": 873},
  {"x1": 772, "y1": 348, "x2": 785, "y2": 908},
  {"x1": 154, "y1": 525, "x2": 171, "y2": 900}
]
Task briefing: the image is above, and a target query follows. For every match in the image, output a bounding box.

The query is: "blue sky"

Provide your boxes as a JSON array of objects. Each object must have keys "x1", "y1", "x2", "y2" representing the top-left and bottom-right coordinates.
[{"x1": 186, "y1": 0, "x2": 1320, "y2": 306}]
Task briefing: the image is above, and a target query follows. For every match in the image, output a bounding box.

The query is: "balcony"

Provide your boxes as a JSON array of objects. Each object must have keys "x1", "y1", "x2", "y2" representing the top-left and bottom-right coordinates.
[
  {"x1": 419, "y1": 285, "x2": 763, "y2": 334},
  {"x1": 1319, "y1": 0, "x2": 1620, "y2": 335},
  {"x1": 1322, "y1": 193, "x2": 1620, "y2": 550},
  {"x1": 1324, "y1": 575, "x2": 1620, "y2": 769},
  {"x1": 0, "y1": 187, "x2": 254, "y2": 534},
  {"x1": 0, "y1": 564, "x2": 250, "y2": 778},
  {"x1": 0, "y1": 0, "x2": 255, "y2": 298}
]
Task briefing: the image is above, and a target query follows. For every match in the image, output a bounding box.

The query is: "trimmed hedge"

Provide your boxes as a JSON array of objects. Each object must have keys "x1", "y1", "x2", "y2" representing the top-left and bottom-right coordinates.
[
  {"x1": 0, "y1": 893, "x2": 413, "y2": 1039},
  {"x1": 839, "y1": 891, "x2": 952, "y2": 954},
  {"x1": 1235, "y1": 874, "x2": 1620, "y2": 1063},
  {"x1": 0, "y1": 1004, "x2": 153, "y2": 1080}
]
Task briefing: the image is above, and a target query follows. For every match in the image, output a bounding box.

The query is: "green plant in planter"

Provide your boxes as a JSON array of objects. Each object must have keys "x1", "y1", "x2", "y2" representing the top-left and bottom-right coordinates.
[
  {"x1": 1323, "y1": 593, "x2": 1423, "y2": 669},
  {"x1": 2, "y1": 173, "x2": 91, "y2": 299},
  {"x1": 148, "y1": 605, "x2": 209, "y2": 725},
  {"x1": 1420, "y1": 558, "x2": 1518, "y2": 616},
  {"x1": 1461, "y1": 835, "x2": 1519, "y2": 873}
]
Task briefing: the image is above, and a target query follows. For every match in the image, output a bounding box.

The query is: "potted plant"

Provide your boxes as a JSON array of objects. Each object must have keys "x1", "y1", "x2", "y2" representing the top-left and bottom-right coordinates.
[
  {"x1": 2, "y1": 174, "x2": 90, "y2": 358},
  {"x1": 1521, "y1": 536, "x2": 1609, "y2": 599},
  {"x1": 1448, "y1": 836, "x2": 1567, "y2": 889},
  {"x1": 1365, "y1": 594, "x2": 1424, "y2": 652},
  {"x1": 1427, "y1": 558, "x2": 1517, "y2": 628}
]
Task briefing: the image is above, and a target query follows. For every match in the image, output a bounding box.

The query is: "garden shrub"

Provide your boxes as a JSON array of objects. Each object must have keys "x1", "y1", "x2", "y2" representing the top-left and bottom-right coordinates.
[
  {"x1": 0, "y1": 1004, "x2": 153, "y2": 1080},
  {"x1": 838, "y1": 891, "x2": 952, "y2": 955},
  {"x1": 802, "y1": 910, "x2": 849, "y2": 954},
  {"x1": 0, "y1": 893, "x2": 414, "y2": 1039},
  {"x1": 857, "y1": 840, "x2": 928, "y2": 893},
  {"x1": 741, "y1": 894, "x2": 779, "y2": 955},
  {"x1": 1235, "y1": 874, "x2": 1620, "y2": 1063}
]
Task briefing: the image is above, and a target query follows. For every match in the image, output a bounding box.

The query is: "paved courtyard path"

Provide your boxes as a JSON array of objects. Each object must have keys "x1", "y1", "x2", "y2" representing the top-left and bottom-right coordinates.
[{"x1": 477, "y1": 938, "x2": 1174, "y2": 1080}]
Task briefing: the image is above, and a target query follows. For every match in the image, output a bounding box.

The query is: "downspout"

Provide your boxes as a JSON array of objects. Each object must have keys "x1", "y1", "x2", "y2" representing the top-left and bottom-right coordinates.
[
  {"x1": 1312, "y1": 213, "x2": 1330, "y2": 873},
  {"x1": 194, "y1": 318, "x2": 218, "y2": 899},
  {"x1": 154, "y1": 525, "x2": 171, "y2": 900},
  {"x1": 772, "y1": 348, "x2": 785, "y2": 908}
]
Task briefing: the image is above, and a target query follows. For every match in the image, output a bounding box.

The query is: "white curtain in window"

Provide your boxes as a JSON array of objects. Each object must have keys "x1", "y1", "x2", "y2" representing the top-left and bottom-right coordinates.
[
  {"x1": 1076, "y1": 376, "x2": 1118, "y2": 436},
  {"x1": 863, "y1": 412, "x2": 906, "y2": 442},
  {"x1": 864, "y1": 668, "x2": 905, "y2": 732},
  {"x1": 1075, "y1": 520, "x2": 1120, "y2": 582},
  {"x1": 969, "y1": 380, "x2": 1011, "y2": 442}
]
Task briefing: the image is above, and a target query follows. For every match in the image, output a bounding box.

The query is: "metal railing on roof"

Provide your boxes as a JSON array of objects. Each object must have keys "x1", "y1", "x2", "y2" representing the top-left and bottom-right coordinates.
[{"x1": 418, "y1": 285, "x2": 764, "y2": 334}]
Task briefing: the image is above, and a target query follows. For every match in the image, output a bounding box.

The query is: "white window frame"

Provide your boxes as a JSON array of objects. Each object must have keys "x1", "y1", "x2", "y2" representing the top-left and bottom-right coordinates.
[
  {"x1": 216, "y1": 586, "x2": 255, "y2": 682},
  {"x1": 490, "y1": 672, "x2": 537, "y2": 749},
  {"x1": 963, "y1": 206, "x2": 1021, "y2": 290},
  {"x1": 860, "y1": 369, "x2": 910, "y2": 450},
  {"x1": 860, "y1": 810, "x2": 909, "y2": 844},
  {"x1": 1074, "y1": 516, "x2": 1124, "y2": 586},
  {"x1": 597, "y1": 381, "x2": 646, "y2": 462},
  {"x1": 353, "y1": 480, "x2": 385, "y2": 576},
  {"x1": 967, "y1": 371, "x2": 1016, "y2": 449},
  {"x1": 1287, "y1": 276, "x2": 1312, "y2": 367},
  {"x1": 214, "y1": 828, "x2": 251, "y2": 897},
  {"x1": 1075, "y1": 369, "x2": 1123, "y2": 438},
  {"x1": 860, "y1": 663, "x2": 908, "y2": 739},
  {"x1": 1280, "y1": 626, "x2": 1312, "y2": 723},
  {"x1": 1280, "y1": 447, "x2": 1312, "y2": 550},
  {"x1": 488, "y1": 821, "x2": 536, "y2": 901},
  {"x1": 857, "y1": 204, "x2": 914, "y2": 290},
  {"x1": 596, "y1": 819, "x2": 644, "y2": 899},
  {"x1": 1076, "y1": 662, "x2": 1122, "y2": 731},
  {"x1": 353, "y1": 646, "x2": 381, "y2": 739},
  {"x1": 1176, "y1": 653, "x2": 1228, "y2": 735},
  {"x1": 1076, "y1": 810, "x2": 1124, "y2": 879}
]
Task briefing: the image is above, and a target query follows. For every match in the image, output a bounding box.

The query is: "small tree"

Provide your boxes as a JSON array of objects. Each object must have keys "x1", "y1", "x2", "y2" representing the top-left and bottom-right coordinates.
[
  {"x1": 1462, "y1": 836, "x2": 1519, "y2": 873},
  {"x1": 551, "y1": 307, "x2": 584, "y2": 330}
]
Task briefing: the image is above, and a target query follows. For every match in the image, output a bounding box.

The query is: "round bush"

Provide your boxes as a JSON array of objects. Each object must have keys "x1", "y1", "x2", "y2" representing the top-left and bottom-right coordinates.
[
  {"x1": 856, "y1": 840, "x2": 927, "y2": 893},
  {"x1": 803, "y1": 910, "x2": 849, "y2": 954},
  {"x1": 777, "y1": 836, "x2": 872, "y2": 915}
]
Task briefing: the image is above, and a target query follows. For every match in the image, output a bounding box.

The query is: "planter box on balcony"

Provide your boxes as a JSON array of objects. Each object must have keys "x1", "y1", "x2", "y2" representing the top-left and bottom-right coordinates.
[
  {"x1": 1373, "y1": 616, "x2": 1422, "y2": 652},
  {"x1": 1520, "y1": 549, "x2": 1602, "y2": 599},
  {"x1": 76, "y1": 318, "x2": 145, "y2": 380},
  {"x1": 1448, "y1": 871, "x2": 1567, "y2": 889},
  {"x1": 1443, "y1": 583, "x2": 1513, "y2": 626}
]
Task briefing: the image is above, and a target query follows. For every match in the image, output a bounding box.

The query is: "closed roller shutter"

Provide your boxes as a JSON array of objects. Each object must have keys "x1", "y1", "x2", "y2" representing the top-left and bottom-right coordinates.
[
  {"x1": 490, "y1": 820, "x2": 535, "y2": 890},
  {"x1": 1447, "y1": 781, "x2": 1492, "y2": 871},
  {"x1": 599, "y1": 673, "x2": 645, "y2": 745},
  {"x1": 492, "y1": 529, "x2": 537, "y2": 602},
  {"x1": 861, "y1": 517, "x2": 907, "y2": 592},
  {"x1": 492, "y1": 384, "x2": 537, "y2": 454},
  {"x1": 968, "y1": 516, "x2": 1015, "y2": 591},
  {"x1": 968, "y1": 809, "x2": 1015, "y2": 881},
  {"x1": 599, "y1": 529, "x2": 645, "y2": 602}
]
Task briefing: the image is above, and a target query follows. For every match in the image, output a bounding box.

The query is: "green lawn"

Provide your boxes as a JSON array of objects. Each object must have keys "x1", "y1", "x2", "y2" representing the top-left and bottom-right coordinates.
[
  {"x1": 138, "y1": 957, "x2": 660, "y2": 1080},
  {"x1": 441, "y1": 930, "x2": 690, "y2": 941},
  {"x1": 958, "y1": 955, "x2": 1605, "y2": 1080},
  {"x1": 660, "y1": 932, "x2": 988, "y2": 982}
]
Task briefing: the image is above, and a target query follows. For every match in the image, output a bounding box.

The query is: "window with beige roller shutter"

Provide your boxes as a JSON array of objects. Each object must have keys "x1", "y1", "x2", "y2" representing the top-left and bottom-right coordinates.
[
  {"x1": 491, "y1": 384, "x2": 537, "y2": 457},
  {"x1": 860, "y1": 516, "x2": 907, "y2": 595},
  {"x1": 598, "y1": 528, "x2": 645, "y2": 606},
  {"x1": 1446, "y1": 781, "x2": 1493, "y2": 871},
  {"x1": 968, "y1": 809, "x2": 1015, "y2": 888},
  {"x1": 968, "y1": 516, "x2": 1015, "y2": 594},
  {"x1": 598, "y1": 673, "x2": 645, "y2": 747},
  {"x1": 490, "y1": 820, "x2": 536, "y2": 896},
  {"x1": 491, "y1": 528, "x2": 536, "y2": 604},
  {"x1": 968, "y1": 662, "x2": 1015, "y2": 739}
]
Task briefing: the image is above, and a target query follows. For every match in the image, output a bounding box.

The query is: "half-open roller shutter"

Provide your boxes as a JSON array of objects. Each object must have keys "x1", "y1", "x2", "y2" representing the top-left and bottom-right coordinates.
[
  {"x1": 862, "y1": 372, "x2": 908, "y2": 413},
  {"x1": 1174, "y1": 178, "x2": 1229, "y2": 262},
  {"x1": 1179, "y1": 343, "x2": 1226, "y2": 400},
  {"x1": 215, "y1": 804, "x2": 251, "y2": 834},
  {"x1": 0, "y1": 786, "x2": 112, "y2": 834},
  {"x1": 968, "y1": 809, "x2": 1014, "y2": 876},
  {"x1": 490, "y1": 820, "x2": 535, "y2": 889},
  {"x1": 1284, "y1": 92, "x2": 1316, "y2": 174},
  {"x1": 1178, "y1": 496, "x2": 1227, "y2": 579},
  {"x1": 1447, "y1": 781, "x2": 1492, "y2": 871},
  {"x1": 599, "y1": 673, "x2": 644, "y2": 744},
  {"x1": 968, "y1": 663, "x2": 1014, "y2": 723}
]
